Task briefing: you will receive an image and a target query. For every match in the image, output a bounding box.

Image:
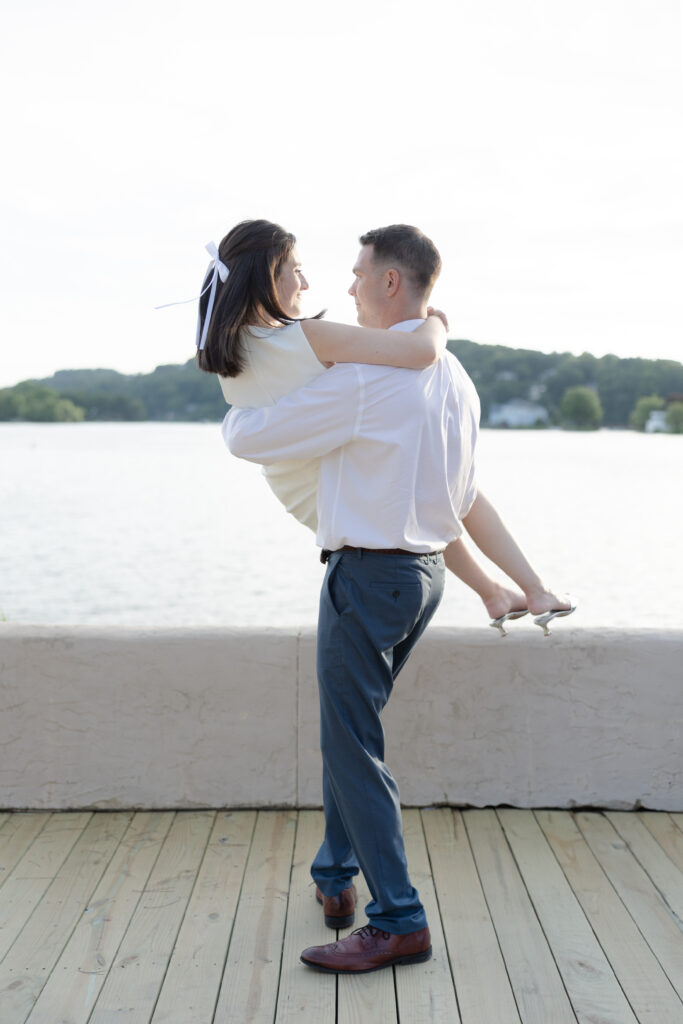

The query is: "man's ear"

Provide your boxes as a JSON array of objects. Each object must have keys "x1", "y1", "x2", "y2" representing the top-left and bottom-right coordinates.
[{"x1": 385, "y1": 268, "x2": 400, "y2": 296}]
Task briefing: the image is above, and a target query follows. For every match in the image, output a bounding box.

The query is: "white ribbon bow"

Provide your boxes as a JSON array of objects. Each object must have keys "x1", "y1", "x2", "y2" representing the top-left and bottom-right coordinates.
[
  {"x1": 155, "y1": 242, "x2": 230, "y2": 351},
  {"x1": 196, "y1": 242, "x2": 229, "y2": 350}
]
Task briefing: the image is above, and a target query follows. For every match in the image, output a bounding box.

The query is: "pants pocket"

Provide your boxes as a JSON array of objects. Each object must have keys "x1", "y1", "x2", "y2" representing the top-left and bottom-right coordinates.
[
  {"x1": 323, "y1": 558, "x2": 344, "y2": 618},
  {"x1": 365, "y1": 581, "x2": 425, "y2": 651}
]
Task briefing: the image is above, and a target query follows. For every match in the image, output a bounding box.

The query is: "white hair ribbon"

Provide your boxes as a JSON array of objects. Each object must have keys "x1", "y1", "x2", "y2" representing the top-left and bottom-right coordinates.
[
  {"x1": 154, "y1": 242, "x2": 230, "y2": 351},
  {"x1": 196, "y1": 242, "x2": 229, "y2": 350}
]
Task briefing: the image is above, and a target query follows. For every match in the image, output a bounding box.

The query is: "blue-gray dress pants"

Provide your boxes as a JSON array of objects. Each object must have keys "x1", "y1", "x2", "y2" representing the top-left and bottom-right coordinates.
[{"x1": 311, "y1": 547, "x2": 445, "y2": 934}]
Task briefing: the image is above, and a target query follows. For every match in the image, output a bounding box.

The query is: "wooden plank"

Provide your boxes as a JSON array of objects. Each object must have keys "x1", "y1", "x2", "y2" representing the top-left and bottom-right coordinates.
[
  {"x1": 0, "y1": 814, "x2": 50, "y2": 892},
  {"x1": 671, "y1": 814, "x2": 683, "y2": 834},
  {"x1": 0, "y1": 812, "x2": 133, "y2": 1023},
  {"x1": 464, "y1": 809, "x2": 577, "y2": 1024},
  {"x1": 497, "y1": 810, "x2": 637, "y2": 1024},
  {"x1": 151, "y1": 811, "x2": 257, "y2": 1024},
  {"x1": 639, "y1": 812, "x2": 683, "y2": 872},
  {"x1": 574, "y1": 812, "x2": 683, "y2": 1000},
  {"x1": 275, "y1": 809, "x2": 336, "y2": 1024},
  {"x1": 606, "y1": 811, "x2": 683, "y2": 918},
  {"x1": 393, "y1": 808, "x2": 460, "y2": 1023},
  {"x1": 422, "y1": 808, "x2": 520, "y2": 1024},
  {"x1": 536, "y1": 810, "x2": 683, "y2": 1024},
  {"x1": 88, "y1": 811, "x2": 215, "y2": 1024},
  {"x1": 0, "y1": 812, "x2": 91, "y2": 962},
  {"x1": 214, "y1": 810, "x2": 297, "y2": 1024},
  {"x1": 24, "y1": 811, "x2": 174, "y2": 1024},
  {"x1": 337, "y1": 868, "x2": 397, "y2": 1024}
]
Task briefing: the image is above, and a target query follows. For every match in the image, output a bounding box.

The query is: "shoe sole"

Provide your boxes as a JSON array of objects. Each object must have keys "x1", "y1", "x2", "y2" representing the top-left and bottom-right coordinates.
[
  {"x1": 315, "y1": 892, "x2": 355, "y2": 930},
  {"x1": 324, "y1": 912, "x2": 355, "y2": 929},
  {"x1": 300, "y1": 946, "x2": 432, "y2": 974}
]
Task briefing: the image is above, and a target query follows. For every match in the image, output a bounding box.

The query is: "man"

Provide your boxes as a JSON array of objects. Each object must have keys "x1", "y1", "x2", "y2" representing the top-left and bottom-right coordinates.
[{"x1": 223, "y1": 224, "x2": 480, "y2": 973}]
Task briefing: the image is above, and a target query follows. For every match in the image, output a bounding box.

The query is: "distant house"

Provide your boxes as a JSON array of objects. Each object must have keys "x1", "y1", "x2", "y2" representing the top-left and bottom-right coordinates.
[
  {"x1": 487, "y1": 399, "x2": 550, "y2": 428},
  {"x1": 645, "y1": 410, "x2": 669, "y2": 433}
]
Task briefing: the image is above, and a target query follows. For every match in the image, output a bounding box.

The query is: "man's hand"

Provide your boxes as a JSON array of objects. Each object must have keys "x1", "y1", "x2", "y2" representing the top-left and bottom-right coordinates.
[{"x1": 427, "y1": 306, "x2": 449, "y2": 331}]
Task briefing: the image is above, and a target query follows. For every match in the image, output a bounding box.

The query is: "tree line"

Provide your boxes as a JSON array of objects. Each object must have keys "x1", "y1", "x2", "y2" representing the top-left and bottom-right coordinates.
[
  {"x1": 451, "y1": 340, "x2": 683, "y2": 429},
  {"x1": 1, "y1": 341, "x2": 682, "y2": 430}
]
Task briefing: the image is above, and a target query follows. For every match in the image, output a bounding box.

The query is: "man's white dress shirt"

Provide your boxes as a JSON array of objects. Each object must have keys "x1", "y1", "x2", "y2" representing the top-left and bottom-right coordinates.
[{"x1": 222, "y1": 320, "x2": 480, "y2": 553}]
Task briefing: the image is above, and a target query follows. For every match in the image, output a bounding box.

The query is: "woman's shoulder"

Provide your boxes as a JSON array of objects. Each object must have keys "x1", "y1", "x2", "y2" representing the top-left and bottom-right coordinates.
[
  {"x1": 244, "y1": 320, "x2": 324, "y2": 371},
  {"x1": 245, "y1": 319, "x2": 309, "y2": 349},
  {"x1": 219, "y1": 320, "x2": 325, "y2": 408}
]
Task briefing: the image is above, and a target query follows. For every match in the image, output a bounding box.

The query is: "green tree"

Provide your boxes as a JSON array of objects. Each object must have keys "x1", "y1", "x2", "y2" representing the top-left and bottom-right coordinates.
[
  {"x1": 61, "y1": 391, "x2": 147, "y2": 420},
  {"x1": 0, "y1": 389, "x2": 21, "y2": 419},
  {"x1": 630, "y1": 394, "x2": 665, "y2": 431},
  {"x1": 52, "y1": 397, "x2": 85, "y2": 421},
  {"x1": 0, "y1": 382, "x2": 84, "y2": 421},
  {"x1": 560, "y1": 386, "x2": 603, "y2": 430},
  {"x1": 665, "y1": 401, "x2": 683, "y2": 434}
]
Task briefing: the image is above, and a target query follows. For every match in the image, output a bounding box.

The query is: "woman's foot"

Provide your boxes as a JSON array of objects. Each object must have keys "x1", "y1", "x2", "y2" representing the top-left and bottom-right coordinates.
[
  {"x1": 527, "y1": 588, "x2": 576, "y2": 635},
  {"x1": 524, "y1": 587, "x2": 573, "y2": 617},
  {"x1": 482, "y1": 584, "x2": 528, "y2": 621}
]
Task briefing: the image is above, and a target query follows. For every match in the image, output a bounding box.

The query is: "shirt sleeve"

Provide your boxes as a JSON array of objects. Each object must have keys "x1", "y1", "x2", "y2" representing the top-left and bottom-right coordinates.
[
  {"x1": 459, "y1": 461, "x2": 478, "y2": 519},
  {"x1": 222, "y1": 363, "x2": 363, "y2": 464}
]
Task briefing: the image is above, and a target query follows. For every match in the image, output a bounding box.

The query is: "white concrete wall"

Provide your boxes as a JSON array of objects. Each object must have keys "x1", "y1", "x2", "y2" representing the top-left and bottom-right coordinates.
[{"x1": 1, "y1": 625, "x2": 681, "y2": 810}]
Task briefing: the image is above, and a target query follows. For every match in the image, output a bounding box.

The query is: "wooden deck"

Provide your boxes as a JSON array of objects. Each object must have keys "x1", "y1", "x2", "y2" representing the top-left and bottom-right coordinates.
[{"x1": 0, "y1": 809, "x2": 681, "y2": 1023}]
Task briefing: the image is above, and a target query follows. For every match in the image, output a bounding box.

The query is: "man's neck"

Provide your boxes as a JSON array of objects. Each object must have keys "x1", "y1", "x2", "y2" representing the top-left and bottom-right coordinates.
[
  {"x1": 388, "y1": 316, "x2": 424, "y2": 331},
  {"x1": 380, "y1": 306, "x2": 426, "y2": 329}
]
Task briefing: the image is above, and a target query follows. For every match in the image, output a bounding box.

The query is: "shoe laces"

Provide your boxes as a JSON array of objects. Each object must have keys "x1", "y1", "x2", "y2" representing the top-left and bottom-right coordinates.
[{"x1": 352, "y1": 925, "x2": 391, "y2": 941}]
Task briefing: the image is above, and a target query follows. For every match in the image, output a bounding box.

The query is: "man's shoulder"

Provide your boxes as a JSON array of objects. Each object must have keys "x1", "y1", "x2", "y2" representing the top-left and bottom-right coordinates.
[
  {"x1": 442, "y1": 349, "x2": 462, "y2": 368},
  {"x1": 352, "y1": 362, "x2": 419, "y2": 386},
  {"x1": 303, "y1": 361, "x2": 365, "y2": 393},
  {"x1": 322, "y1": 353, "x2": 474, "y2": 393},
  {"x1": 443, "y1": 349, "x2": 474, "y2": 382}
]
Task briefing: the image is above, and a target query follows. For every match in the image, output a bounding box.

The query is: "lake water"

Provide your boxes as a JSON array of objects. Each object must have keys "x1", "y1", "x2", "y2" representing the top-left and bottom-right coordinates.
[{"x1": 1, "y1": 423, "x2": 681, "y2": 630}]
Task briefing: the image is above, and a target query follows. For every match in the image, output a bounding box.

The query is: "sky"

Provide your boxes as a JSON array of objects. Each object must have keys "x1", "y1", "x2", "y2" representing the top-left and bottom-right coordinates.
[{"x1": 1, "y1": 0, "x2": 682, "y2": 388}]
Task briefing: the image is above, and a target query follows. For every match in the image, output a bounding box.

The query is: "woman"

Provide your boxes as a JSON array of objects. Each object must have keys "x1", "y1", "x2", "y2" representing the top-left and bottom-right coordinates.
[{"x1": 196, "y1": 219, "x2": 573, "y2": 634}]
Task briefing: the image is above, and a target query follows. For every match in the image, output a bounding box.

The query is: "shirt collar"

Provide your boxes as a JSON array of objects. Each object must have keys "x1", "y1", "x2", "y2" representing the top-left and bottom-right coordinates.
[{"x1": 388, "y1": 318, "x2": 425, "y2": 333}]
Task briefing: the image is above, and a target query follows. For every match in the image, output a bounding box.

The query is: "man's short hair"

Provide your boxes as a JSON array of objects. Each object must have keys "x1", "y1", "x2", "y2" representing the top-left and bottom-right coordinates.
[{"x1": 359, "y1": 224, "x2": 442, "y2": 295}]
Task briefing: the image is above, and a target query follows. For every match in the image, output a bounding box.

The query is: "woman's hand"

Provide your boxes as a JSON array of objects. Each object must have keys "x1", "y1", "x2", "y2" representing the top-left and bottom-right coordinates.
[{"x1": 427, "y1": 306, "x2": 449, "y2": 331}]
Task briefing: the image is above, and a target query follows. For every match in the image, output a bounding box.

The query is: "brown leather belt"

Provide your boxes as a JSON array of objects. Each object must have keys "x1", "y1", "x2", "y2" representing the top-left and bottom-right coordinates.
[{"x1": 321, "y1": 546, "x2": 444, "y2": 563}]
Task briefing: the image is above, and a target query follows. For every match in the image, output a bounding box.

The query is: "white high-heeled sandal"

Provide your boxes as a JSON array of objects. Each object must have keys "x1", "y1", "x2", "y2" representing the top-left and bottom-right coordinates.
[
  {"x1": 489, "y1": 609, "x2": 529, "y2": 637},
  {"x1": 533, "y1": 602, "x2": 576, "y2": 637}
]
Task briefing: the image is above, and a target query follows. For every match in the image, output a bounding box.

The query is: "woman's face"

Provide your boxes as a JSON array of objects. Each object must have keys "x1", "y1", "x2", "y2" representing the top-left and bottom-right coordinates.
[{"x1": 276, "y1": 248, "x2": 309, "y2": 317}]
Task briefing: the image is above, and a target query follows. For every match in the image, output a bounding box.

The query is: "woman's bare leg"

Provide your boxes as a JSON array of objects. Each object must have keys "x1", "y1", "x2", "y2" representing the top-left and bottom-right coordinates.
[
  {"x1": 444, "y1": 537, "x2": 527, "y2": 620},
  {"x1": 461, "y1": 491, "x2": 572, "y2": 615}
]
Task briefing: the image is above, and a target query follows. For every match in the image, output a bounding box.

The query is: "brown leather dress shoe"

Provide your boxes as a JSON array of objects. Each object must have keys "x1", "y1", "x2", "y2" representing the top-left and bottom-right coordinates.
[
  {"x1": 315, "y1": 884, "x2": 357, "y2": 929},
  {"x1": 301, "y1": 923, "x2": 431, "y2": 973}
]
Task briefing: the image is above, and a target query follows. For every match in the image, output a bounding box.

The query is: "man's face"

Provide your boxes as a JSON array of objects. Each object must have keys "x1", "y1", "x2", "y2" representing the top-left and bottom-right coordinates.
[{"x1": 348, "y1": 245, "x2": 388, "y2": 327}]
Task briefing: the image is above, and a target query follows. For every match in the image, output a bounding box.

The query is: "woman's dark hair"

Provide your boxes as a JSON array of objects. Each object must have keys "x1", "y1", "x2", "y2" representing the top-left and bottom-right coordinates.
[{"x1": 196, "y1": 219, "x2": 316, "y2": 377}]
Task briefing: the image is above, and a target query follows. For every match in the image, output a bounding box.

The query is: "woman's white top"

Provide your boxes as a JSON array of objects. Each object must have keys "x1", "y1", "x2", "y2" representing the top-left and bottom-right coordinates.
[{"x1": 218, "y1": 321, "x2": 325, "y2": 531}]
